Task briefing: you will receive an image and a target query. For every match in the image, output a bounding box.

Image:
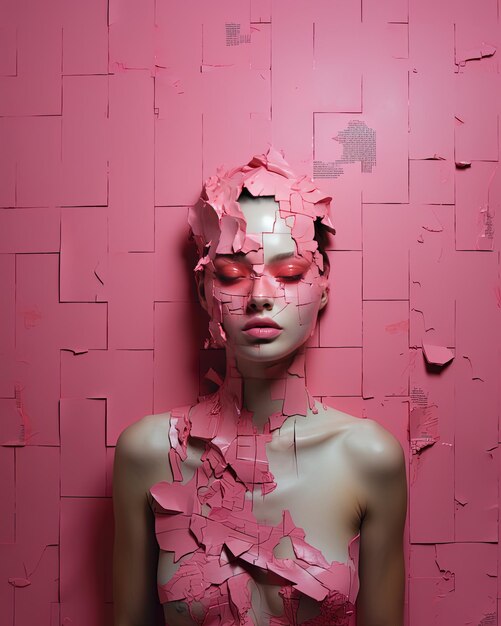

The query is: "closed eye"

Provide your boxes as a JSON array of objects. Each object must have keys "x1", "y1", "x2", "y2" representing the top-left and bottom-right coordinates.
[
  {"x1": 214, "y1": 272, "x2": 249, "y2": 283},
  {"x1": 277, "y1": 274, "x2": 304, "y2": 283},
  {"x1": 213, "y1": 257, "x2": 252, "y2": 283}
]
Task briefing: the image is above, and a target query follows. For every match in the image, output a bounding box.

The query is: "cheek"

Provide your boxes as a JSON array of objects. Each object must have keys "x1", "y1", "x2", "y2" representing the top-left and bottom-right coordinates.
[
  {"x1": 293, "y1": 279, "x2": 326, "y2": 327},
  {"x1": 216, "y1": 278, "x2": 254, "y2": 298},
  {"x1": 296, "y1": 280, "x2": 323, "y2": 304},
  {"x1": 209, "y1": 281, "x2": 250, "y2": 320},
  {"x1": 203, "y1": 276, "x2": 225, "y2": 320},
  {"x1": 286, "y1": 272, "x2": 326, "y2": 306}
]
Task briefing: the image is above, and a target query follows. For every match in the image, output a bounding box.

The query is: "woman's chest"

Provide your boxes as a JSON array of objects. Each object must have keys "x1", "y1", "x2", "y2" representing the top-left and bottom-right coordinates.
[
  {"x1": 154, "y1": 452, "x2": 360, "y2": 625},
  {"x1": 157, "y1": 510, "x2": 359, "y2": 626},
  {"x1": 251, "y1": 434, "x2": 363, "y2": 562},
  {"x1": 150, "y1": 415, "x2": 363, "y2": 626}
]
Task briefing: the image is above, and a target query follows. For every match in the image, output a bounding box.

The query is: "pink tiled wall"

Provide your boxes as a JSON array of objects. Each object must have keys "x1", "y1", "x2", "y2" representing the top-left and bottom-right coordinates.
[{"x1": 1, "y1": 1, "x2": 500, "y2": 624}]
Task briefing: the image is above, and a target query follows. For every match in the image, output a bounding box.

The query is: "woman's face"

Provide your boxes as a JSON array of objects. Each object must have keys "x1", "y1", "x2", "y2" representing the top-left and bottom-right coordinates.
[{"x1": 200, "y1": 196, "x2": 329, "y2": 364}]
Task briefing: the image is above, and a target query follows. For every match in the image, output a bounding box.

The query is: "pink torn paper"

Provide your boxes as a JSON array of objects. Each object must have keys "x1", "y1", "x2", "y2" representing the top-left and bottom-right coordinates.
[
  {"x1": 150, "y1": 395, "x2": 359, "y2": 623},
  {"x1": 147, "y1": 148, "x2": 361, "y2": 624},
  {"x1": 422, "y1": 342, "x2": 455, "y2": 366},
  {"x1": 456, "y1": 42, "x2": 496, "y2": 67}
]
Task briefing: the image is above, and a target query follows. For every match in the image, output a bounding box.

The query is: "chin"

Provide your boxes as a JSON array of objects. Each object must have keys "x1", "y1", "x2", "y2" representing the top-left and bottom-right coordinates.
[{"x1": 229, "y1": 333, "x2": 311, "y2": 365}]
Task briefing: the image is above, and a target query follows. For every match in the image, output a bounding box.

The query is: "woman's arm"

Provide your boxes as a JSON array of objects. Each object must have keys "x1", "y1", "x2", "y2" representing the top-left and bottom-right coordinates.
[
  {"x1": 112, "y1": 417, "x2": 170, "y2": 626},
  {"x1": 350, "y1": 420, "x2": 408, "y2": 626}
]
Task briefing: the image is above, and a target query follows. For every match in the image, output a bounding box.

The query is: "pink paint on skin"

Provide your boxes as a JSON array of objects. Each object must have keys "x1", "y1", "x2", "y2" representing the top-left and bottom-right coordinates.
[{"x1": 149, "y1": 148, "x2": 359, "y2": 625}]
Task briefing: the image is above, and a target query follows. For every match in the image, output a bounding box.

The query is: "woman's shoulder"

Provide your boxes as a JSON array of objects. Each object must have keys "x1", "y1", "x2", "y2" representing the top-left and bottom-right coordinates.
[
  {"x1": 115, "y1": 411, "x2": 173, "y2": 470},
  {"x1": 338, "y1": 413, "x2": 406, "y2": 476},
  {"x1": 113, "y1": 412, "x2": 183, "y2": 508},
  {"x1": 315, "y1": 404, "x2": 404, "y2": 472}
]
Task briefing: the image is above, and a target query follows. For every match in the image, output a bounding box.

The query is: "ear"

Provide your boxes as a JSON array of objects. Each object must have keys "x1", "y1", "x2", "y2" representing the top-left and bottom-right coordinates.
[
  {"x1": 195, "y1": 271, "x2": 209, "y2": 313},
  {"x1": 319, "y1": 285, "x2": 329, "y2": 311}
]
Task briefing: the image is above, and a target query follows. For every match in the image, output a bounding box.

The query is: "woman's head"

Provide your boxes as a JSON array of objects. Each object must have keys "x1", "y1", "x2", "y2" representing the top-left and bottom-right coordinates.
[{"x1": 188, "y1": 147, "x2": 336, "y2": 364}]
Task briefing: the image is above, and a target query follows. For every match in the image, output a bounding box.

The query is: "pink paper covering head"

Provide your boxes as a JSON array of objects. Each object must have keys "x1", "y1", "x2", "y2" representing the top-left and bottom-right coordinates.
[{"x1": 188, "y1": 146, "x2": 336, "y2": 272}]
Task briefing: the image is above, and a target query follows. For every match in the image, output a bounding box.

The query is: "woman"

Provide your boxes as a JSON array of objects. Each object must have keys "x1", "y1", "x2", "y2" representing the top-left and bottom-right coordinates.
[{"x1": 113, "y1": 148, "x2": 407, "y2": 626}]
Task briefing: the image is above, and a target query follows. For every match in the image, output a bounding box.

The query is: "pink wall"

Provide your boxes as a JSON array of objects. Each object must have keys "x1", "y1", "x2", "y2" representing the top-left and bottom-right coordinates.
[{"x1": 1, "y1": 0, "x2": 500, "y2": 624}]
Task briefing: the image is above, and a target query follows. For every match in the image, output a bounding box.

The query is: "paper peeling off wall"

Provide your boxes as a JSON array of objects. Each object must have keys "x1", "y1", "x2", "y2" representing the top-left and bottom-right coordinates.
[{"x1": 0, "y1": 0, "x2": 500, "y2": 624}]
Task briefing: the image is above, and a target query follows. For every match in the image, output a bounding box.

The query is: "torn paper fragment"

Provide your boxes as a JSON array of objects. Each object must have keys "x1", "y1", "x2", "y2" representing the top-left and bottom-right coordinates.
[
  {"x1": 422, "y1": 343, "x2": 455, "y2": 366},
  {"x1": 204, "y1": 367, "x2": 224, "y2": 387},
  {"x1": 8, "y1": 577, "x2": 31, "y2": 588},
  {"x1": 456, "y1": 43, "x2": 496, "y2": 66}
]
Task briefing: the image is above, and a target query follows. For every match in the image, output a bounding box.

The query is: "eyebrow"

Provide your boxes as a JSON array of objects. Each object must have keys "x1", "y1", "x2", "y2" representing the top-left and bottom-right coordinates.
[
  {"x1": 216, "y1": 252, "x2": 297, "y2": 264},
  {"x1": 267, "y1": 252, "x2": 297, "y2": 263}
]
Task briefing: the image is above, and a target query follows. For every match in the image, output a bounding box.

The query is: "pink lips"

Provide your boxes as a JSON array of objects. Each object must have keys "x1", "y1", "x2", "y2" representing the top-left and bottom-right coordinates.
[{"x1": 242, "y1": 317, "x2": 283, "y2": 340}]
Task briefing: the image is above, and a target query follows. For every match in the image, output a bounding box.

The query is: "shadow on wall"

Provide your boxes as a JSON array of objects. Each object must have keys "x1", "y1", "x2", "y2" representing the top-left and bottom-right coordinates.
[
  {"x1": 180, "y1": 225, "x2": 226, "y2": 398},
  {"x1": 60, "y1": 496, "x2": 114, "y2": 624}
]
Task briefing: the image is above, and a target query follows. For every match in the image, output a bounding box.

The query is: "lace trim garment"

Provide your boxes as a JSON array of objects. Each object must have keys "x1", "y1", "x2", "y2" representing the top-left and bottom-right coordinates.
[{"x1": 149, "y1": 395, "x2": 360, "y2": 626}]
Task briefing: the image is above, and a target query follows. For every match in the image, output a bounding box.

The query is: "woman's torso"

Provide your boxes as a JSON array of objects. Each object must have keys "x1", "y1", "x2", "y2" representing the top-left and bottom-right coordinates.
[{"x1": 147, "y1": 397, "x2": 367, "y2": 626}]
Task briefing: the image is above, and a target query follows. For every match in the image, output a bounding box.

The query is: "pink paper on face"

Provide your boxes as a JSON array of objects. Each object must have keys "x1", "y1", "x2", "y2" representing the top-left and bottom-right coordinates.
[
  {"x1": 187, "y1": 147, "x2": 336, "y2": 353},
  {"x1": 189, "y1": 150, "x2": 333, "y2": 271},
  {"x1": 149, "y1": 148, "x2": 360, "y2": 625}
]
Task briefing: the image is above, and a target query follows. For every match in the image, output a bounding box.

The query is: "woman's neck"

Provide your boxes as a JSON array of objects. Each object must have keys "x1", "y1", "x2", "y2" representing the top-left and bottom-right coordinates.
[{"x1": 220, "y1": 347, "x2": 312, "y2": 431}]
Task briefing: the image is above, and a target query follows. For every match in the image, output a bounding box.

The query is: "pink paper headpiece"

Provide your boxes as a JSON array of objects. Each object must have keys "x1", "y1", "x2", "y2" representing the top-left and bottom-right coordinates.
[{"x1": 188, "y1": 147, "x2": 336, "y2": 272}]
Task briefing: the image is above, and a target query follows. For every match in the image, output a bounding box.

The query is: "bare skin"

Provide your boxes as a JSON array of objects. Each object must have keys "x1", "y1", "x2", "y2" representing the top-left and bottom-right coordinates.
[
  {"x1": 113, "y1": 403, "x2": 406, "y2": 626},
  {"x1": 113, "y1": 192, "x2": 407, "y2": 625}
]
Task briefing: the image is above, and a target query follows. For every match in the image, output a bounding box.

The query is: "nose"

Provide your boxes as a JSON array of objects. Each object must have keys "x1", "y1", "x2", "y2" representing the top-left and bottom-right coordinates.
[{"x1": 247, "y1": 275, "x2": 275, "y2": 312}]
